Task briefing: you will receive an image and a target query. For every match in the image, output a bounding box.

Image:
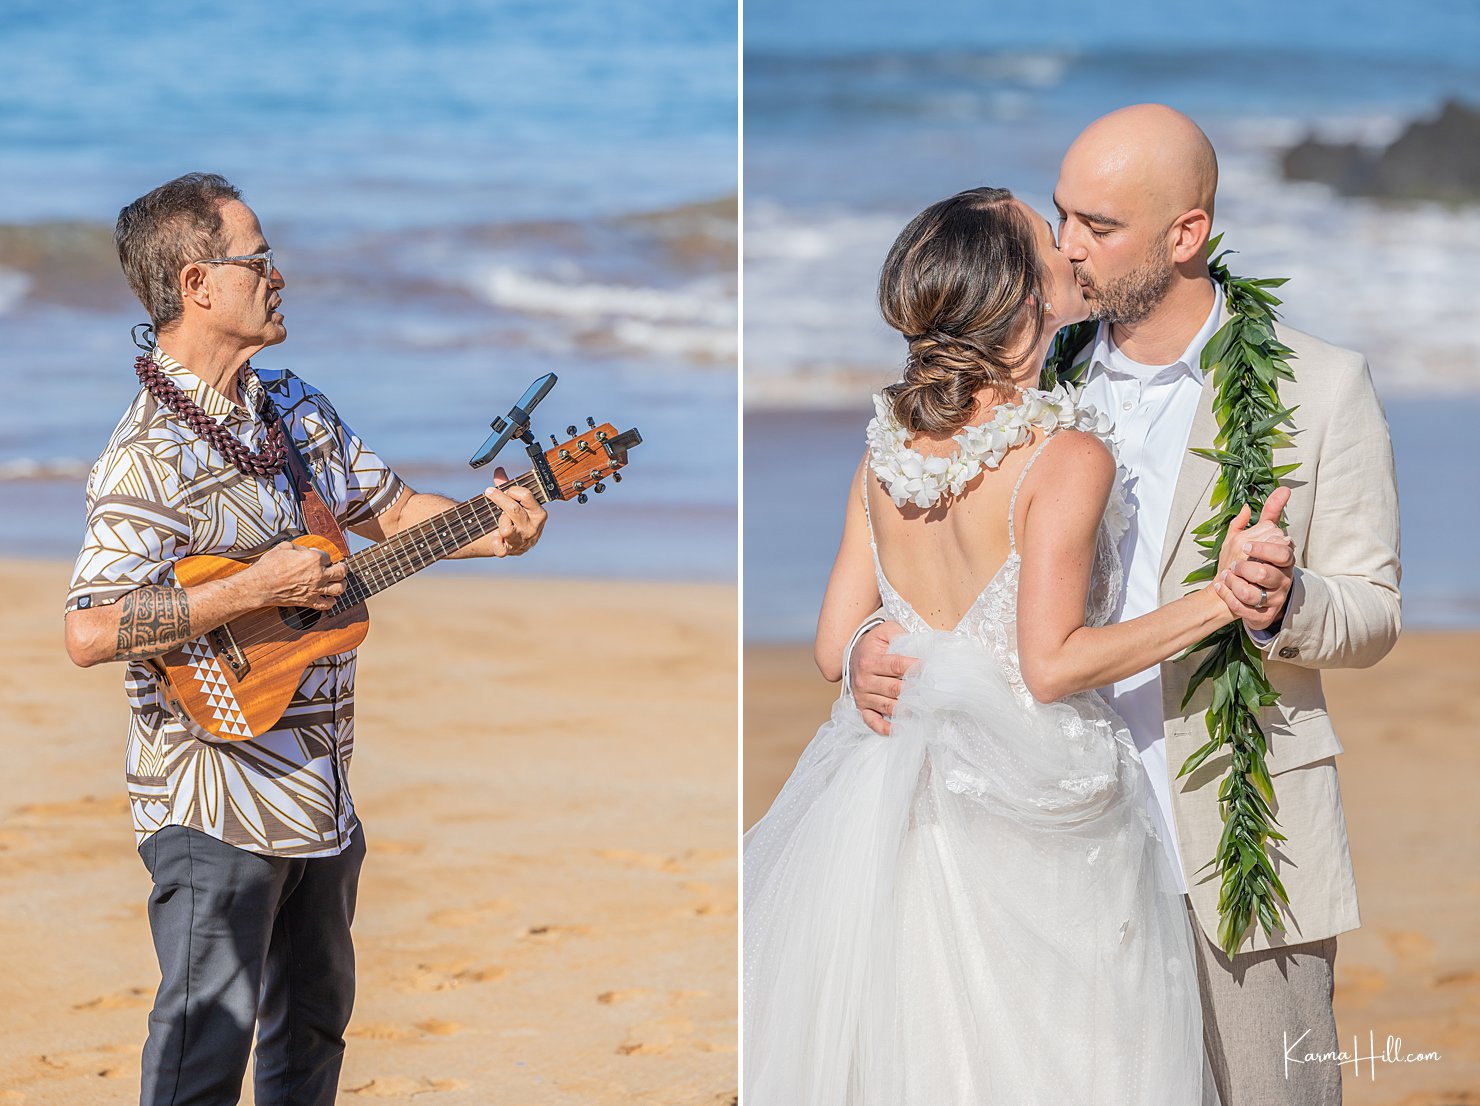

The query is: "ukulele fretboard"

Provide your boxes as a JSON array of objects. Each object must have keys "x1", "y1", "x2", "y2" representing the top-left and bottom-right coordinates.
[{"x1": 331, "y1": 471, "x2": 546, "y2": 611}]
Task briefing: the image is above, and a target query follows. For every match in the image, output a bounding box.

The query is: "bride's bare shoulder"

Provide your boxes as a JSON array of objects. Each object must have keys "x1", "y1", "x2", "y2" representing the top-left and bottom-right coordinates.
[
  {"x1": 1015, "y1": 430, "x2": 1116, "y2": 543},
  {"x1": 1029, "y1": 429, "x2": 1114, "y2": 484}
]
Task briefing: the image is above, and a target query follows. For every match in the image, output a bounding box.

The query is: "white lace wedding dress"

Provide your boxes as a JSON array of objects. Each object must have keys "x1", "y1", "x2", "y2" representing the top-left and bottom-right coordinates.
[{"x1": 743, "y1": 429, "x2": 1219, "y2": 1105}]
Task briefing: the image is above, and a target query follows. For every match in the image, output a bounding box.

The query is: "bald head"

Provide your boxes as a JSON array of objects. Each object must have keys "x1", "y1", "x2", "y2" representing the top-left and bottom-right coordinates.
[
  {"x1": 1063, "y1": 104, "x2": 1218, "y2": 225},
  {"x1": 1053, "y1": 105, "x2": 1220, "y2": 328}
]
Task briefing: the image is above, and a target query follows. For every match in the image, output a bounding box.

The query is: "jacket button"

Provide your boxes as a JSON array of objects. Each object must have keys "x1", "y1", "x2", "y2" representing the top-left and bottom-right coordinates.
[{"x1": 1278, "y1": 646, "x2": 1299, "y2": 659}]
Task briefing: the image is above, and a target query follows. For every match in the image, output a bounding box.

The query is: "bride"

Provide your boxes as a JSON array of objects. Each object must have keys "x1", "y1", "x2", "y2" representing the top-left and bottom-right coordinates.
[{"x1": 743, "y1": 187, "x2": 1284, "y2": 1104}]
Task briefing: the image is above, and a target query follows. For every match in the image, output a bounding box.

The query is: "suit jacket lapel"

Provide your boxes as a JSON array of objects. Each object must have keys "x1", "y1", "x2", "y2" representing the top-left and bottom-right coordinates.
[{"x1": 1158, "y1": 297, "x2": 1234, "y2": 589}]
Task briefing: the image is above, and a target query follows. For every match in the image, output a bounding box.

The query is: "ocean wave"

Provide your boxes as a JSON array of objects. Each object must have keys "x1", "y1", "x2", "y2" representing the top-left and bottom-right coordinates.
[
  {"x1": 477, "y1": 267, "x2": 732, "y2": 325},
  {"x1": 610, "y1": 317, "x2": 737, "y2": 361},
  {"x1": 304, "y1": 196, "x2": 738, "y2": 367},
  {"x1": 0, "y1": 221, "x2": 126, "y2": 310},
  {"x1": 420, "y1": 195, "x2": 737, "y2": 272},
  {"x1": 744, "y1": 134, "x2": 1480, "y2": 405},
  {"x1": 743, "y1": 201, "x2": 906, "y2": 398},
  {"x1": 1230, "y1": 112, "x2": 1411, "y2": 150},
  {"x1": 621, "y1": 194, "x2": 738, "y2": 268},
  {"x1": 471, "y1": 267, "x2": 736, "y2": 364},
  {"x1": 754, "y1": 48, "x2": 1072, "y2": 88},
  {"x1": 0, "y1": 458, "x2": 92, "y2": 481},
  {"x1": 0, "y1": 191, "x2": 738, "y2": 308},
  {"x1": 961, "y1": 51, "x2": 1071, "y2": 89},
  {"x1": 0, "y1": 194, "x2": 739, "y2": 370},
  {"x1": 0, "y1": 268, "x2": 33, "y2": 315},
  {"x1": 747, "y1": 49, "x2": 1077, "y2": 125}
]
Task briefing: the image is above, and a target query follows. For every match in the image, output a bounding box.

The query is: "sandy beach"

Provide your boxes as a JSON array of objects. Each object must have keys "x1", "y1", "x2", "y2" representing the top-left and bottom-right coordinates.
[
  {"x1": 0, "y1": 560, "x2": 737, "y2": 1105},
  {"x1": 745, "y1": 633, "x2": 1480, "y2": 1106}
]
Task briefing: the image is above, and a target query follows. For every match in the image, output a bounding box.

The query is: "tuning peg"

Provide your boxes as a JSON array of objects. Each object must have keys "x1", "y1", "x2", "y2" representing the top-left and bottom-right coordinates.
[
  {"x1": 566, "y1": 424, "x2": 577, "y2": 436},
  {"x1": 558, "y1": 448, "x2": 570, "y2": 460},
  {"x1": 586, "y1": 416, "x2": 595, "y2": 428},
  {"x1": 550, "y1": 434, "x2": 558, "y2": 447},
  {"x1": 594, "y1": 482, "x2": 606, "y2": 493},
  {"x1": 612, "y1": 472, "x2": 622, "y2": 483},
  {"x1": 577, "y1": 492, "x2": 588, "y2": 504}
]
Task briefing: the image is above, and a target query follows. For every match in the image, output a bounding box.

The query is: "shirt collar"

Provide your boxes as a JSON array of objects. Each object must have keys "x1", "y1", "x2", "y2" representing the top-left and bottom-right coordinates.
[
  {"x1": 1087, "y1": 278, "x2": 1222, "y2": 385},
  {"x1": 151, "y1": 348, "x2": 266, "y2": 423}
]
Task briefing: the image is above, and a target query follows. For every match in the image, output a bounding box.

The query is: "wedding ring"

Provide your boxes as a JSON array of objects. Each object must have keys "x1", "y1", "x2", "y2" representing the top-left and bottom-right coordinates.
[{"x1": 1257, "y1": 587, "x2": 1269, "y2": 610}]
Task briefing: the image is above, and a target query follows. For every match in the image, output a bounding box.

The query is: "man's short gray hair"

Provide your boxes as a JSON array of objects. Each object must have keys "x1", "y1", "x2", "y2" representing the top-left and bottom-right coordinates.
[{"x1": 115, "y1": 173, "x2": 242, "y2": 330}]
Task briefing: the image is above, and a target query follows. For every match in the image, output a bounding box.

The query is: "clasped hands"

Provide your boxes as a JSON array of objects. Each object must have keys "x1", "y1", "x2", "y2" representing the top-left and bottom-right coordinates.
[
  {"x1": 1212, "y1": 485, "x2": 1295, "y2": 631},
  {"x1": 849, "y1": 488, "x2": 1297, "y2": 737}
]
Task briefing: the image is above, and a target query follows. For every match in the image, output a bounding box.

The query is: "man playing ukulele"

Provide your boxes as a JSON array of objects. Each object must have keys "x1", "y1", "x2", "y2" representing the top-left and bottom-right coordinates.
[{"x1": 63, "y1": 173, "x2": 546, "y2": 1106}]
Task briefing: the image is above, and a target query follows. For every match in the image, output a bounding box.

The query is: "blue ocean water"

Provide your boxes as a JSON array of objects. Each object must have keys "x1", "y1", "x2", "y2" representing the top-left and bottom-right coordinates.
[
  {"x1": 0, "y1": 0, "x2": 737, "y2": 580},
  {"x1": 3, "y1": 0, "x2": 736, "y2": 225},
  {"x1": 743, "y1": 0, "x2": 1480, "y2": 637},
  {"x1": 746, "y1": 0, "x2": 1480, "y2": 62}
]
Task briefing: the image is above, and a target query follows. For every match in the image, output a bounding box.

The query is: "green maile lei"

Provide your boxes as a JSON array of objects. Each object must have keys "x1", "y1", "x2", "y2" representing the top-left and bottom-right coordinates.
[{"x1": 1042, "y1": 236, "x2": 1299, "y2": 958}]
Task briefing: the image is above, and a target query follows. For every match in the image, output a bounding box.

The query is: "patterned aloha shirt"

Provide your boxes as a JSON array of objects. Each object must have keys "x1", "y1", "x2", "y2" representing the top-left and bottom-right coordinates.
[{"x1": 66, "y1": 349, "x2": 405, "y2": 857}]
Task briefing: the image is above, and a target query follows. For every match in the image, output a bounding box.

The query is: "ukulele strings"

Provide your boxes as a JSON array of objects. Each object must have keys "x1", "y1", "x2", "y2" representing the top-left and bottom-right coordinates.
[
  {"x1": 216, "y1": 491, "x2": 513, "y2": 657},
  {"x1": 214, "y1": 470, "x2": 545, "y2": 655},
  {"x1": 337, "y1": 473, "x2": 543, "y2": 604},
  {"x1": 220, "y1": 478, "x2": 530, "y2": 656}
]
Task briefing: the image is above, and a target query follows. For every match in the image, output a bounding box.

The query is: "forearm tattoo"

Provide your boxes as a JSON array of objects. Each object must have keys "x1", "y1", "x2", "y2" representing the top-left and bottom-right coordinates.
[{"x1": 114, "y1": 586, "x2": 193, "y2": 661}]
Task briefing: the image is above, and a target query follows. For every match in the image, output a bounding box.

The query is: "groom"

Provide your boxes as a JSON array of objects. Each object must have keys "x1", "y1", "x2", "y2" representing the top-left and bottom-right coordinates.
[{"x1": 844, "y1": 105, "x2": 1400, "y2": 1105}]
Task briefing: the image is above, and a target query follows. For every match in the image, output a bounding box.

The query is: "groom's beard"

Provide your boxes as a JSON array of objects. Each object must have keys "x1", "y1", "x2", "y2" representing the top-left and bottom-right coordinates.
[{"x1": 1075, "y1": 254, "x2": 1174, "y2": 325}]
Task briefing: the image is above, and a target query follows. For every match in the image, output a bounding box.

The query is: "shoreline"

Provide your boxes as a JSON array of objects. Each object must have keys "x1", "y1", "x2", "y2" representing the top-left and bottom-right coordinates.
[
  {"x1": 0, "y1": 485, "x2": 738, "y2": 582},
  {"x1": 0, "y1": 555, "x2": 737, "y2": 585},
  {"x1": 743, "y1": 396, "x2": 1480, "y2": 639}
]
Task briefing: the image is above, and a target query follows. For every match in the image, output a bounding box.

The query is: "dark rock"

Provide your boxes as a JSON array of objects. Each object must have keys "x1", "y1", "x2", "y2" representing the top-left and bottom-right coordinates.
[
  {"x1": 1281, "y1": 141, "x2": 1370, "y2": 196},
  {"x1": 1280, "y1": 99, "x2": 1480, "y2": 205},
  {"x1": 1370, "y1": 100, "x2": 1480, "y2": 204}
]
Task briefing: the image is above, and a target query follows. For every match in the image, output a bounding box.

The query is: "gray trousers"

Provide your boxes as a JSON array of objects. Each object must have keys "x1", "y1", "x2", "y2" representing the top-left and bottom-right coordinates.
[
  {"x1": 138, "y1": 825, "x2": 366, "y2": 1106},
  {"x1": 1185, "y1": 897, "x2": 1342, "y2": 1106}
]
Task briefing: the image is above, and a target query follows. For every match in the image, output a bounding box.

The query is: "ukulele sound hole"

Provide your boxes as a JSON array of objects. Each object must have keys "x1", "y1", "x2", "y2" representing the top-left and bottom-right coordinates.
[{"x1": 280, "y1": 606, "x2": 323, "y2": 632}]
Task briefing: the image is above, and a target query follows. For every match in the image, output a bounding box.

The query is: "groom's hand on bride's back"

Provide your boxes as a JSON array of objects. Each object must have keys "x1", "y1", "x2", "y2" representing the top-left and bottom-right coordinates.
[{"x1": 850, "y1": 622, "x2": 913, "y2": 735}]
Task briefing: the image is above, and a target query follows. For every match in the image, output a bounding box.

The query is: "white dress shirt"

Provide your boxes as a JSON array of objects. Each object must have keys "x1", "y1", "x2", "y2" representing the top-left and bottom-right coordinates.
[{"x1": 1078, "y1": 283, "x2": 1222, "y2": 894}]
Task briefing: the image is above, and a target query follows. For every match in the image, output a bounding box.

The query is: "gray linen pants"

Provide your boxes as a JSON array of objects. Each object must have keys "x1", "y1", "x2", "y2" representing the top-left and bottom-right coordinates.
[
  {"x1": 1185, "y1": 897, "x2": 1342, "y2": 1106},
  {"x1": 138, "y1": 824, "x2": 366, "y2": 1106}
]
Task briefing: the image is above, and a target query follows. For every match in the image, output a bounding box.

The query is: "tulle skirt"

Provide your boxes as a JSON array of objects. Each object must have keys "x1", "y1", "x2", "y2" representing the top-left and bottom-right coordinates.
[{"x1": 743, "y1": 632, "x2": 1217, "y2": 1105}]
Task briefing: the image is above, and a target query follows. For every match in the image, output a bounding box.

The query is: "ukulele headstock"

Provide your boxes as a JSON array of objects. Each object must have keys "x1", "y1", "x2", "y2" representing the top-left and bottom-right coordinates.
[{"x1": 542, "y1": 421, "x2": 642, "y2": 503}]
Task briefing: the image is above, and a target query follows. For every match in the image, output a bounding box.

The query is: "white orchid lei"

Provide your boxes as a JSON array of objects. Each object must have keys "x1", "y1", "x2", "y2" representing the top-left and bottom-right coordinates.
[{"x1": 866, "y1": 382, "x2": 1116, "y2": 510}]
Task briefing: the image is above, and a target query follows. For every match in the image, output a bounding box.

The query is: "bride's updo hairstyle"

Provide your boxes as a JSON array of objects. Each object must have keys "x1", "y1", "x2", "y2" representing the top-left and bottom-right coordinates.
[{"x1": 878, "y1": 187, "x2": 1046, "y2": 435}]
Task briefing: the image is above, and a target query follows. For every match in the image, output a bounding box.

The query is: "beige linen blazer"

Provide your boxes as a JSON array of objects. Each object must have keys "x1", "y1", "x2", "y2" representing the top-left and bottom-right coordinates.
[
  {"x1": 843, "y1": 303, "x2": 1401, "y2": 956},
  {"x1": 1138, "y1": 301, "x2": 1400, "y2": 953}
]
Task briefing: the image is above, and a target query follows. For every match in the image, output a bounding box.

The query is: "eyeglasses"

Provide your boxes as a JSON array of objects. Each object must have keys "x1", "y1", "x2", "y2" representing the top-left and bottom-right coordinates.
[{"x1": 193, "y1": 249, "x2": 276, "y2": 279}]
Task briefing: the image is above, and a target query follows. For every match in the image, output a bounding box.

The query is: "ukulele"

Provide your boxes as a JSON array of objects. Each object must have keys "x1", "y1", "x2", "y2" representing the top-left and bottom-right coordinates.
[{"x1": 151, "y1": 420, "x2": 641, "y2": 741}]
